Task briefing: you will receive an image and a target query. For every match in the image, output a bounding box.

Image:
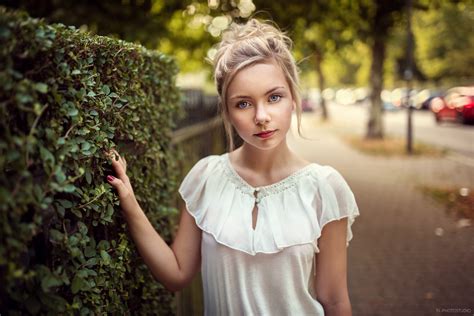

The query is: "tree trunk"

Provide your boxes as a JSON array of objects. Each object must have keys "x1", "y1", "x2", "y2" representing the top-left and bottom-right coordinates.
[
  {"x1": 314, "y1": 50, "x2": 328, "y2": 121},
  {"x1": 366, "y1": 32, "x2": 386, "y2": 139}
]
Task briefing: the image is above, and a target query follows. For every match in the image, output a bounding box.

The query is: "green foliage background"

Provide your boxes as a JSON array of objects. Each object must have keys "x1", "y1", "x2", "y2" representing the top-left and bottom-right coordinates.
[{"x1": 0, "y1": 7, "x2": 181, "y2": 315}]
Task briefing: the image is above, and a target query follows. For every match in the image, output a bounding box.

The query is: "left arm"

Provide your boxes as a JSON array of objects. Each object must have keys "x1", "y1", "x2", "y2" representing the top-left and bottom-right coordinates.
[{"x1": 314, "y1": 217, "x2": 352, "y2": 316}]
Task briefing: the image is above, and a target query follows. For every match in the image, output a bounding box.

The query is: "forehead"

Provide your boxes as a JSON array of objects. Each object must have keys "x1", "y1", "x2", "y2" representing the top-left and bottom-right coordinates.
[{"x1": 227, "y1": 61, "x2": 289, "y2": 97}]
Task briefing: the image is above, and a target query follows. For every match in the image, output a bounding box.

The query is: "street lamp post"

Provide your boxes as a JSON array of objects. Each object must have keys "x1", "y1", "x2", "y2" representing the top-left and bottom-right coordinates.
[{"x1": 405, "y1": 0, "x2": 414, "y2": 154}]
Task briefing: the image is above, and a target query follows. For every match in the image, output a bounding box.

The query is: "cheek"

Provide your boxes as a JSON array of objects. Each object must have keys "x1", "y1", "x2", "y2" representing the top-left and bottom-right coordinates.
[
  {"x1": 281, "y1": 103, "x2": 293, "y2": 122},
  {"x1": 228, "y1": 111, "x2": 245, "y2": 130}
]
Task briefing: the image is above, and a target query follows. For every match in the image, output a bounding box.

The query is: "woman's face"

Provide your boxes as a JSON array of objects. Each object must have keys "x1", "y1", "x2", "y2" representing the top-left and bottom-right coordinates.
[{"x1": 226, "y1": 60, "x2": 295, "y2": 151}]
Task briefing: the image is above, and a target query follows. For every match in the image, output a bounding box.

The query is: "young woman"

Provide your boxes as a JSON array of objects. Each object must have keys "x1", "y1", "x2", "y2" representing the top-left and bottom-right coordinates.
[{"x1": 106, "y1": 19, "x2": 360, "y2": 315}]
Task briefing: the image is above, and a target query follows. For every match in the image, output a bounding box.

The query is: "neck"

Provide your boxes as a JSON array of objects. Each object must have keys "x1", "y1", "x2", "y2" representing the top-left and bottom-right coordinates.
[{"x1": 235, "y1": 140, "x2": 294, "y2": 174}]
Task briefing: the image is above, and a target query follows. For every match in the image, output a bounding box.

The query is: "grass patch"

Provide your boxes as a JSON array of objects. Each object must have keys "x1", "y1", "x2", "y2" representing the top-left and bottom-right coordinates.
[
  {"x1": 341, "y1": 134, "x2": 449, "y2": 157},
  {"x1": 419, "y1": 185, "x2": 474, "y2": 221}
]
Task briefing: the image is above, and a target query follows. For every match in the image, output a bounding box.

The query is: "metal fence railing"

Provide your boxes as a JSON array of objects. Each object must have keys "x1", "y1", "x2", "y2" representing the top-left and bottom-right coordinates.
[{"x1": 174, "y1": 89, "x2": 219, "y2": 129}]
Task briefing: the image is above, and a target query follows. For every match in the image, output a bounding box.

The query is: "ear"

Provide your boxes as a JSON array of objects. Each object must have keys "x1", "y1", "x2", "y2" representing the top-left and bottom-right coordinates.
[{"x1": 292, "y1": 101, "x2": 296, "y2": 111}]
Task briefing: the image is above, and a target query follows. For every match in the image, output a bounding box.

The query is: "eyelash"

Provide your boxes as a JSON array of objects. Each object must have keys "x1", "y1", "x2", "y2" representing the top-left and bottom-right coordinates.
[
  {"x1": 236, "y1": 94, "x2": 282, "y2": 109},
  {"x1": 269, "y1": 94, "x2": 282, "y2": 103}
]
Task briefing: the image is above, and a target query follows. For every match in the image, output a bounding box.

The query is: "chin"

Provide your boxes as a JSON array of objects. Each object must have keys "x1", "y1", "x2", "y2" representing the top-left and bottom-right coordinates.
[{"x1": 241, "y1": 137, "x2": 284, "y2": 151}]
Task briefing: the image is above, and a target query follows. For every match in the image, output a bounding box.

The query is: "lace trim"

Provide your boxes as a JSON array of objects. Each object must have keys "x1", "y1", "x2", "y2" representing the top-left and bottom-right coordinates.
[{"x1": 221, "y1": 153, "x2": 316, "y2": 200}]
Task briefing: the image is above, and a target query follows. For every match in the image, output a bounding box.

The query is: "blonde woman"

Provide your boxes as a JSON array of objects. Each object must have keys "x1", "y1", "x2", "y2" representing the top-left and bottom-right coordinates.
[{"x1": 107, "y1": 19, "x2": 360, "y2": 316}]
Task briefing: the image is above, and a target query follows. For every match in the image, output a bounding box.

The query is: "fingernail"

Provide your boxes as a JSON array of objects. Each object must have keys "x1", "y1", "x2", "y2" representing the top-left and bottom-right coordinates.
[{"x1": 107, "y1": 175, "x2": 115, "y2": 182}]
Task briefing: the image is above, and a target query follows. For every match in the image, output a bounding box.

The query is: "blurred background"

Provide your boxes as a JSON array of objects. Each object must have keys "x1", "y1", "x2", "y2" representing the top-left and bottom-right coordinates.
[
  {"x1": 2, "y1": 0, "x2": 473, "y2": 315},
  {"x1": 2, "y1": 0, "x2": 473, "y2": 120}
]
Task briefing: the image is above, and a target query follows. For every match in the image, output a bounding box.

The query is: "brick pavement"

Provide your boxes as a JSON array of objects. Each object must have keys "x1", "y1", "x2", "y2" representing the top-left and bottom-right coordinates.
[{"x1": 288, "y1": 113, "x2": 474, "y2": 316}]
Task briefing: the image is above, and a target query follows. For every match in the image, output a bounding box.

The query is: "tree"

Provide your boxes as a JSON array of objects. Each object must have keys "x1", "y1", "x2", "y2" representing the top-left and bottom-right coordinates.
[
  {"x1": 0, "y1": 0, "x2": 187, "y2": 49},
  {"x1": 413, "y1": 1, "x2": 474, "y2": 85},
  {"x1": 353, "y1": 0, "x2": 408, "y2": 139}
]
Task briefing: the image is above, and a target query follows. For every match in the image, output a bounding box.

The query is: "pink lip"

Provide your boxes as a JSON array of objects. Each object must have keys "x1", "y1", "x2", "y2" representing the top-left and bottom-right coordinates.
[{"x1": 254, "y1": 130, "x2": 276, "y2": 139}]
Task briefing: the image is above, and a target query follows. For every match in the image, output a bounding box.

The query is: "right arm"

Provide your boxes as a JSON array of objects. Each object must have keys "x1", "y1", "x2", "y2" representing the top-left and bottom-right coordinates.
[{"x1": 106, "y1": 149, "x2": 202, "y2": 292}]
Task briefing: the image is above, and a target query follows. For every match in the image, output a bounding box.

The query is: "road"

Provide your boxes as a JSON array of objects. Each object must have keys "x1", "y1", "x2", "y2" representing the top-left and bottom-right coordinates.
[{"x1": 321, "y1": 102, "x2": 474, "y2": 160}]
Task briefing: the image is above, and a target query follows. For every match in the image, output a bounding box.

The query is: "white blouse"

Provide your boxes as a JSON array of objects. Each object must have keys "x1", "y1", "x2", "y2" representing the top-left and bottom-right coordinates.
[{"x1": 179, "y1": 153, "x2": 360, "y2": 315}]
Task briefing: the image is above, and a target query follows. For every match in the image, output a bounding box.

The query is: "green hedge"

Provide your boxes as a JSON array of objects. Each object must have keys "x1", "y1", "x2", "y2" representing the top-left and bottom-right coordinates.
[{"x1": 0, "y1": 7, "x2": 181, "y2": 315}]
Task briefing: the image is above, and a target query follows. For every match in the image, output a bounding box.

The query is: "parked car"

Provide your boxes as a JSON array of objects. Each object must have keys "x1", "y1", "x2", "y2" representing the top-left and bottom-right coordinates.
[
  {"x1": 414, "y1": 89, "x2": 442, "y2": 110},
  {"x1": 430, "y1": 87, "x2": 474, "y2": 124},
  {"x1": 381, "y1": 89, "x2": 401, "y2": 111},
  {"x1": 390, "y1": 88, "x2": 419, "y2": 108}
]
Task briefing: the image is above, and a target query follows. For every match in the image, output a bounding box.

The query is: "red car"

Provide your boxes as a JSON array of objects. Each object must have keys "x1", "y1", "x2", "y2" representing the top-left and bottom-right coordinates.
[{"x1": 430, "y1": 87, "x2": 474, "y2": 124}]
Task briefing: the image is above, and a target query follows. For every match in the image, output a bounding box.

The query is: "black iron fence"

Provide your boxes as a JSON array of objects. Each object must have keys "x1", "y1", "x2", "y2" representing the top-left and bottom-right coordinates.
[{"x1": 174, "y1": 89, "x2": 219, "y2": 129}]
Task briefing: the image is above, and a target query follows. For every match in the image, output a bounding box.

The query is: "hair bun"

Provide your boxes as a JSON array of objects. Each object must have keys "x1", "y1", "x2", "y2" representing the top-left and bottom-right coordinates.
[{"x1": 218, "y1": 19, "x2": 292, "y2": 56}]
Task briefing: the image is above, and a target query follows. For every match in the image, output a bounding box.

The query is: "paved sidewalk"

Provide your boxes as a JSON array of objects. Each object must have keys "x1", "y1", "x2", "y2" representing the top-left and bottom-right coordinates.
[{"x1": 288, "y1": 112, "x2": 474, "y2": 316}]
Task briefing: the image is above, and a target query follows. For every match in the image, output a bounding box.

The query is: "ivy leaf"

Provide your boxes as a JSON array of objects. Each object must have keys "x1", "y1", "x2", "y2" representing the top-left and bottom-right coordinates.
[
  {"x1": 67, "y1": 107, "x2": 78, "y2": 117},
  {"x1": 71, "y1": 275, "x2": 89, "y2": 294},
  {"x1": 77, "y1": 221, "x2": 88, "y2": 235},
  {"x1": 41, "y1": 273, "x2": 63, "y2": 292},
  {"x1": 49, "y1": 229, "x2": 63, "y2": 242},
  {"x1": 102, "y1": 204, "x2": 114, "y2": 223},
  {"x1": 58, "y1": 199, "x2": 73, "y2": 208},
  {"x1": 63, "y1": 184, "x2": 76, "y2": 193},
  {"x1": 39, "y1": 146, "x2": 55, "y2": 165},
  {"x1": 85, "y1": 170, "x2": 92, "y2": 184},
  {"x1": 56, "y1": 204, "x2": 65, "y2": 217},
  {"x1": 84, "y1": 247, "x2": 96, "y2": 258},
  {"x1": 97, "y1": 240, "x2": 110, "y2": 250},
  {"x1": 100, "y1": 250, "x2": 111, "y2": 265},
  {"x1": 81, "y1": 141, "x2": 91, "y2": 151},
  {"x1": 54, "y1": 167, "x2": 66, "y2": 183},
  {"x1": 71, "y1": 208, "x2": 82, "y2": 218},
  {"x1": 34, "y1": 82, "x2": 48, "y2": 94},
  {"x1": 101, "y1": 85, "x2": 110, "y2": 95}
]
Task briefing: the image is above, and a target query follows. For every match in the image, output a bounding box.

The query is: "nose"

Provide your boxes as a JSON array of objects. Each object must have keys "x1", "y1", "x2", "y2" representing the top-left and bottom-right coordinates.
[{"x1": 254, "y1": 103, "x2": 271, "y2": 125}]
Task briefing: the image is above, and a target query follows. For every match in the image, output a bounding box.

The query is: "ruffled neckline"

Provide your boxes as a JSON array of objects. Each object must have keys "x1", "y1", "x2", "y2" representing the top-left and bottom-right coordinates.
[
  {"x1": 178, "y1": 154, "x2": 360, "y2": 255},
  {"x1": 222, "y1": 153, "x2": 317, "y2": 197}
]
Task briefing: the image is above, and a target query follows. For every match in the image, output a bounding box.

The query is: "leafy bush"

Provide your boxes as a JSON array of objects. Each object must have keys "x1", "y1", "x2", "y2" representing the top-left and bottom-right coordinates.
[{"x1": 0, "y1": 7, "x2": 180, "y2": 315}]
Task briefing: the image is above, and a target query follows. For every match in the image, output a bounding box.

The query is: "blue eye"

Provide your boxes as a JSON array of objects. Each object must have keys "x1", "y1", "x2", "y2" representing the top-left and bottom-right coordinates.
[
  {"x1": 269, "y1": 94, "x2": 281, "y2": 102},
  {"x1": 237, "y1": 101, "x2": 251, "y2": 109}
]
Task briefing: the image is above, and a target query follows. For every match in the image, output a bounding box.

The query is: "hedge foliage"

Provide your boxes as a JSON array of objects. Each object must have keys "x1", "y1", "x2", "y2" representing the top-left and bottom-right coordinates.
[{"x1": 0, "y1": 7, "x2": 181, "y2": 315}]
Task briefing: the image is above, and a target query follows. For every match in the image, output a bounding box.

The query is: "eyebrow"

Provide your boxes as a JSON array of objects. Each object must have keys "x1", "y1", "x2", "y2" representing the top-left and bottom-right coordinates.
[{"x1": 229, "y1": 86, "x2": 285, "y2": 100}]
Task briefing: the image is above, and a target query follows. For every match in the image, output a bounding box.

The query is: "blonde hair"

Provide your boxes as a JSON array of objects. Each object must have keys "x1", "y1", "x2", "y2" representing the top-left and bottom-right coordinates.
[{"x1": 211, "y1": 18, "x2": 303, "y2": 151}]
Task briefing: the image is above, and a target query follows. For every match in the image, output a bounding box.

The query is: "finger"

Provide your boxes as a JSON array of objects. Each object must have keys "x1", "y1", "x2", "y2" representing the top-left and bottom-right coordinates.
[
  {"x1": 110, "y1": 157, "x2": 127, "y2": 178},
  {"x1": 107, "y1": 175, "x2": 127, "y2": 195},
  {"x1": 105, "y1": 150, "x2": 118, "y2": 163},
  {"x1": 119, "y1": 154, "x2": 127, "y2": 169},
  {"x1": 106, "y1": 149, "x2": 127, "y2": 172},
  {"x1": 110, "y1": 149, "x2": 127, "y2": 170},
  {"x1": 110, "y1": 148, "x2": 120, "y2": 161}
]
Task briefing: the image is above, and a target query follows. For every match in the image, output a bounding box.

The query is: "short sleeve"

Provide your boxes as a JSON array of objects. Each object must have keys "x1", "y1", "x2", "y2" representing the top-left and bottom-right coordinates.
[
  {"x1": 178, "y1": 155, "x2": 217, "y2": 214},
  {"x1": 313, "y1": 167, "x2": 360, "y2": 252}
]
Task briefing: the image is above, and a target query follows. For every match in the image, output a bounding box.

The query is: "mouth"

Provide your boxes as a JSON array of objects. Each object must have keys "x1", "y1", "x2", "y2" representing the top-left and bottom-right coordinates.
[{"x1": 254, "y1": 129, "x2": 277, "y2": 139}]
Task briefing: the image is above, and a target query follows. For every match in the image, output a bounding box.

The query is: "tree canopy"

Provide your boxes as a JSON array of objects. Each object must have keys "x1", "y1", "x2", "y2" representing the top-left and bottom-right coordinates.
[{"x1": 3, "y1": 0, "x2": 472, "y2": 87}]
